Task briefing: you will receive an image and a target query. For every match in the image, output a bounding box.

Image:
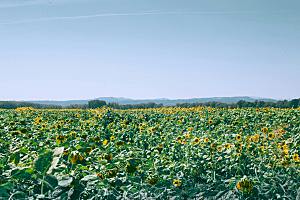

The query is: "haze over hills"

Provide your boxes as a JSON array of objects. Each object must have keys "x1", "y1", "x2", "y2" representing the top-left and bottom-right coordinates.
[{"x1": 29, "y1": 96, "x2": 278, "y2": 106}]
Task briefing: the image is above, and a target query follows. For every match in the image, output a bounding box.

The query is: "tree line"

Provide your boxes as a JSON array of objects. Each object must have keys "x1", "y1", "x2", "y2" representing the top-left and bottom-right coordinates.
[
  {"x1": 0, "y1": 98, "x2": 299, "y2": 109},
  {"x1": 175, "y1": 99, "x2": 300, "y2": 108}
]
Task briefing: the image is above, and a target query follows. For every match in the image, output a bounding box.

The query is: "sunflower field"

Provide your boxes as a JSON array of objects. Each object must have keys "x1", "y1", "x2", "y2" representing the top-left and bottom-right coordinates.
[{"x1": 0, "y1": 107, "x2": 299, "y2": 199}]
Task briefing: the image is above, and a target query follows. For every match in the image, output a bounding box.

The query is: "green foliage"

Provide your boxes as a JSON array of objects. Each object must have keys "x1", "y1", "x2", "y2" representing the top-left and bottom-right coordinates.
[
  {"x1": 0, "y1": 107, "x2": 299, "y2": 199},
  {"x1": 88, "y1": 100, "x2": 107, "y2": 108},
  {"x1": 34, "y1": 151, "x2": 54, "y2": 175}
]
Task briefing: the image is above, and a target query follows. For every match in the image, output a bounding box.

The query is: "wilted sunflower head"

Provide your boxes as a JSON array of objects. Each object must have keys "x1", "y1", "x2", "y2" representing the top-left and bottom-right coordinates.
[
  {"x1": 96, "y1": 173, "x2": 104, "y2": 179},
  {"x1": 217, "y1": 146, "x2": 223, "y2": 152},
  {"x1": 116, "y1": 141, "x2": 125, "y2": 146},
  {"x1": 147, "y1": 176, "x2": 159, "y2": 185},
  {"x1": 236, "y1": 178, "x2": 253, "y2": 193},
  {"x1": 70, "y1": 152, "x2": 81, "y2": 164},
  {"x1": 188, "y1": 127, "x2": 193, "y2": 132}
]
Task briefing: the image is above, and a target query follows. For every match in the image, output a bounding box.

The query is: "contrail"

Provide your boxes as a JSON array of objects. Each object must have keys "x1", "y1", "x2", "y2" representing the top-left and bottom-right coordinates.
[{"x1": 0, "y1": 10, "x2": 281, "y2": 25}]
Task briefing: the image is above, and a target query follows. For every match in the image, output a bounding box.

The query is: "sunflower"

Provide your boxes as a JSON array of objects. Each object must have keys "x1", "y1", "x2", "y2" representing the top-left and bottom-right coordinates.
[
  {"x1": 173, "y1": 179, "x2": 182, "y2": 187},
  {"x1": 251, "y1": 134, "x2": 260, "y2": 143},
  {"x1": 210, "y1": 143, "x2": 216, "y2": 149},
  {"x1": 208, "y1": 119, "x2": 213, "y2": 125},
  {"x1": 279, "y1": 128, "x2": 286, "y2": 134},
  {"x1": 34, "y1": 117, "x2": 42, "y2": 124},
  {"x1": 110, "y1": 135, "x2": 116, "y2": 141},
  {"x1": 116, "y1": 141, "x2": 125, "y2": 146},
  {"x1": 261, "y1": 127, "x2": 268, "y2": 133},
  {"x1": 282, "y1": 144, "x2": 289, "y2": 155},
  {"x1": 102, "y1": 139, "x2": 109, "y2": 146},
  {"x1": 106, "y1": 169, "x2": 118, "y2": 178},
  {"x1": 69, "y1": 131, "x2": 76, "y2": 138},
  {"x1": 203, "y1": 138, "x2": 209, "y2": 143},
  {"x1": 225, "y1": 143, "x2": 232, "y2": 149},
  {"x1": 235, "y1": 134, "x2": 242, "y2": 141},
  {"x1": 176, "y1": 136, "x2": 182, "y2": 143},
  {"x1": 70, "y1": 153, "x2": 81, "y2": 164},
  {"x1": 217, "y1": 146, "x2": 223, "y2": 152},
  {"x1": 293, "y1": 153, "x2": 299, "y2": 162},
  {"x1": 188, "y1": 127, "x2": 193, "y2": 132},
  {"x1": 147, "y1": 177, "x2": 159, "y2": 185},
  {"x1": 96, "y1": 173, "x2": 104, "y2": 179},
  {"x1": 56, "y1": 135, "x2": 65, "y2": 144},
  {"x1": 85, "y1": 147, "x2": 94, "y2": 154},
  {"x1": 193, "y1": 137, "x2": 200, "y2": 145},
  {"x1": 185, "y1": 133, "x2": 191, "y2": 139},
  {"x1": 104, "y1": 153, "x2": 113, "y2": 161},
  {"x1": 236, "y1": 178, "x2": 253, "y2": 193},
  {"x1": 236, "y1": 181, "x2": 242, "y2": 190}
]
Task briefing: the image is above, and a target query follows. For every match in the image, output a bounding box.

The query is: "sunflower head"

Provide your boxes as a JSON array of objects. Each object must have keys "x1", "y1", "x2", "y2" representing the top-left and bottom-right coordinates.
[
  {"x1": 236, "y1": 178, "x2": 253, "y2": 193},
  {"x1": 261, "y1": 127, "x2": 268, "y2": 133},
  {"x1": 110, "y1": 135, "x2": 116, "y2": 141},
  {"x1": 96, "y1": 173, "x2": 104, "y2": 179},
  {"x1": 34, "y1": 117, "x2": 42, "y2": 124},
  {"x1": 102, "y1": 139, "x2": 109, "y2": 146},
  {"x1": 293, "y1": 153, "x2": 299, "y2": 162},
  {"x1": 147, "y1": 176, "x2": 159, "y2": 185},
  {"x1": 251, "y1": 134, "x2": 260, "y2": 143},
  {"x1": 176, "y1": 136, "x2": 182, "y2": 143},
  {"x1": 235, "y1": 134, "x2": 242, "y2": 141},
  {"x1": 70, "y1": 152, "x2": 81, "y2": 164},
  {"x1": 225, "y1": 143, "x2": 232, "y2": 149},
  {"x1": 217, "y1": 146, "x2": 223, "y2": 152},
  {"x1": 193, "y1": 137, "x2": 200, "y2": 145},
  {"x1": 104, "y1": 153, "x2": 113, "y2": 161},
  {"x1": 172, "y1": 179, "x2": 182, "y2": 187},
  {"x1": 268, "y1": 132, "x2": 275, "y2": 140}
]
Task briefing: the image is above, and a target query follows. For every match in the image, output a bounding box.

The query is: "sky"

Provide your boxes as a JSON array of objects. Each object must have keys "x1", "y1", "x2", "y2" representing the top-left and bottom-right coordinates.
[{"x1": 0, "y1": 0, "x2": 299, "y2": 100}]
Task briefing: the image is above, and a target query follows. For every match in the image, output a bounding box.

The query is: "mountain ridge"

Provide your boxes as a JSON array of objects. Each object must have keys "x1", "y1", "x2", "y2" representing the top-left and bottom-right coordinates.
[{"x1": 29, "y1": 96, "x2": 278, "y2": 106}]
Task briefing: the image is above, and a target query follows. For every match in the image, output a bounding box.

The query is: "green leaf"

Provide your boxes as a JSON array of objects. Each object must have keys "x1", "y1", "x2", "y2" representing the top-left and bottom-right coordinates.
[
  {"x1": 58, "y1": 176, "x2": 73, "y2": 187},
  {"x1": 9, "y1": 191, "x2": 26, "y2": 199},
  {"x1": 45, "y1": 175, "x2": 58, "y2": 189},
  {"x1": 0, "y1": 182, "x2": 14, "y2": 198},
  {"x1": 81, "y1": 175, "x2": 98, "y2": 182},
  {"x1": 9, "y1": 151, "x2": 20, "y2": 165},
  {"x1": 11, "y1": 168, "x2": 33, "y2": 180},
  {"x1": 34, "y1": 150, "x2": 54, "y2": 175}
]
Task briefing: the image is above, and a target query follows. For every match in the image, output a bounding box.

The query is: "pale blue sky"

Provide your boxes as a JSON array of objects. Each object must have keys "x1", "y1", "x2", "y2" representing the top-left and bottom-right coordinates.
[{"x1": 0, "y1": 0, "x2": 299, "y2": 100}]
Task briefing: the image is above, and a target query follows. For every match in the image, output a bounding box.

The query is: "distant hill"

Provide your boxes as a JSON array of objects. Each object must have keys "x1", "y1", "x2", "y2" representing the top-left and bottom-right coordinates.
[{"x1": 30, "y1": 96, "x2": 277, "y2": 106}]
